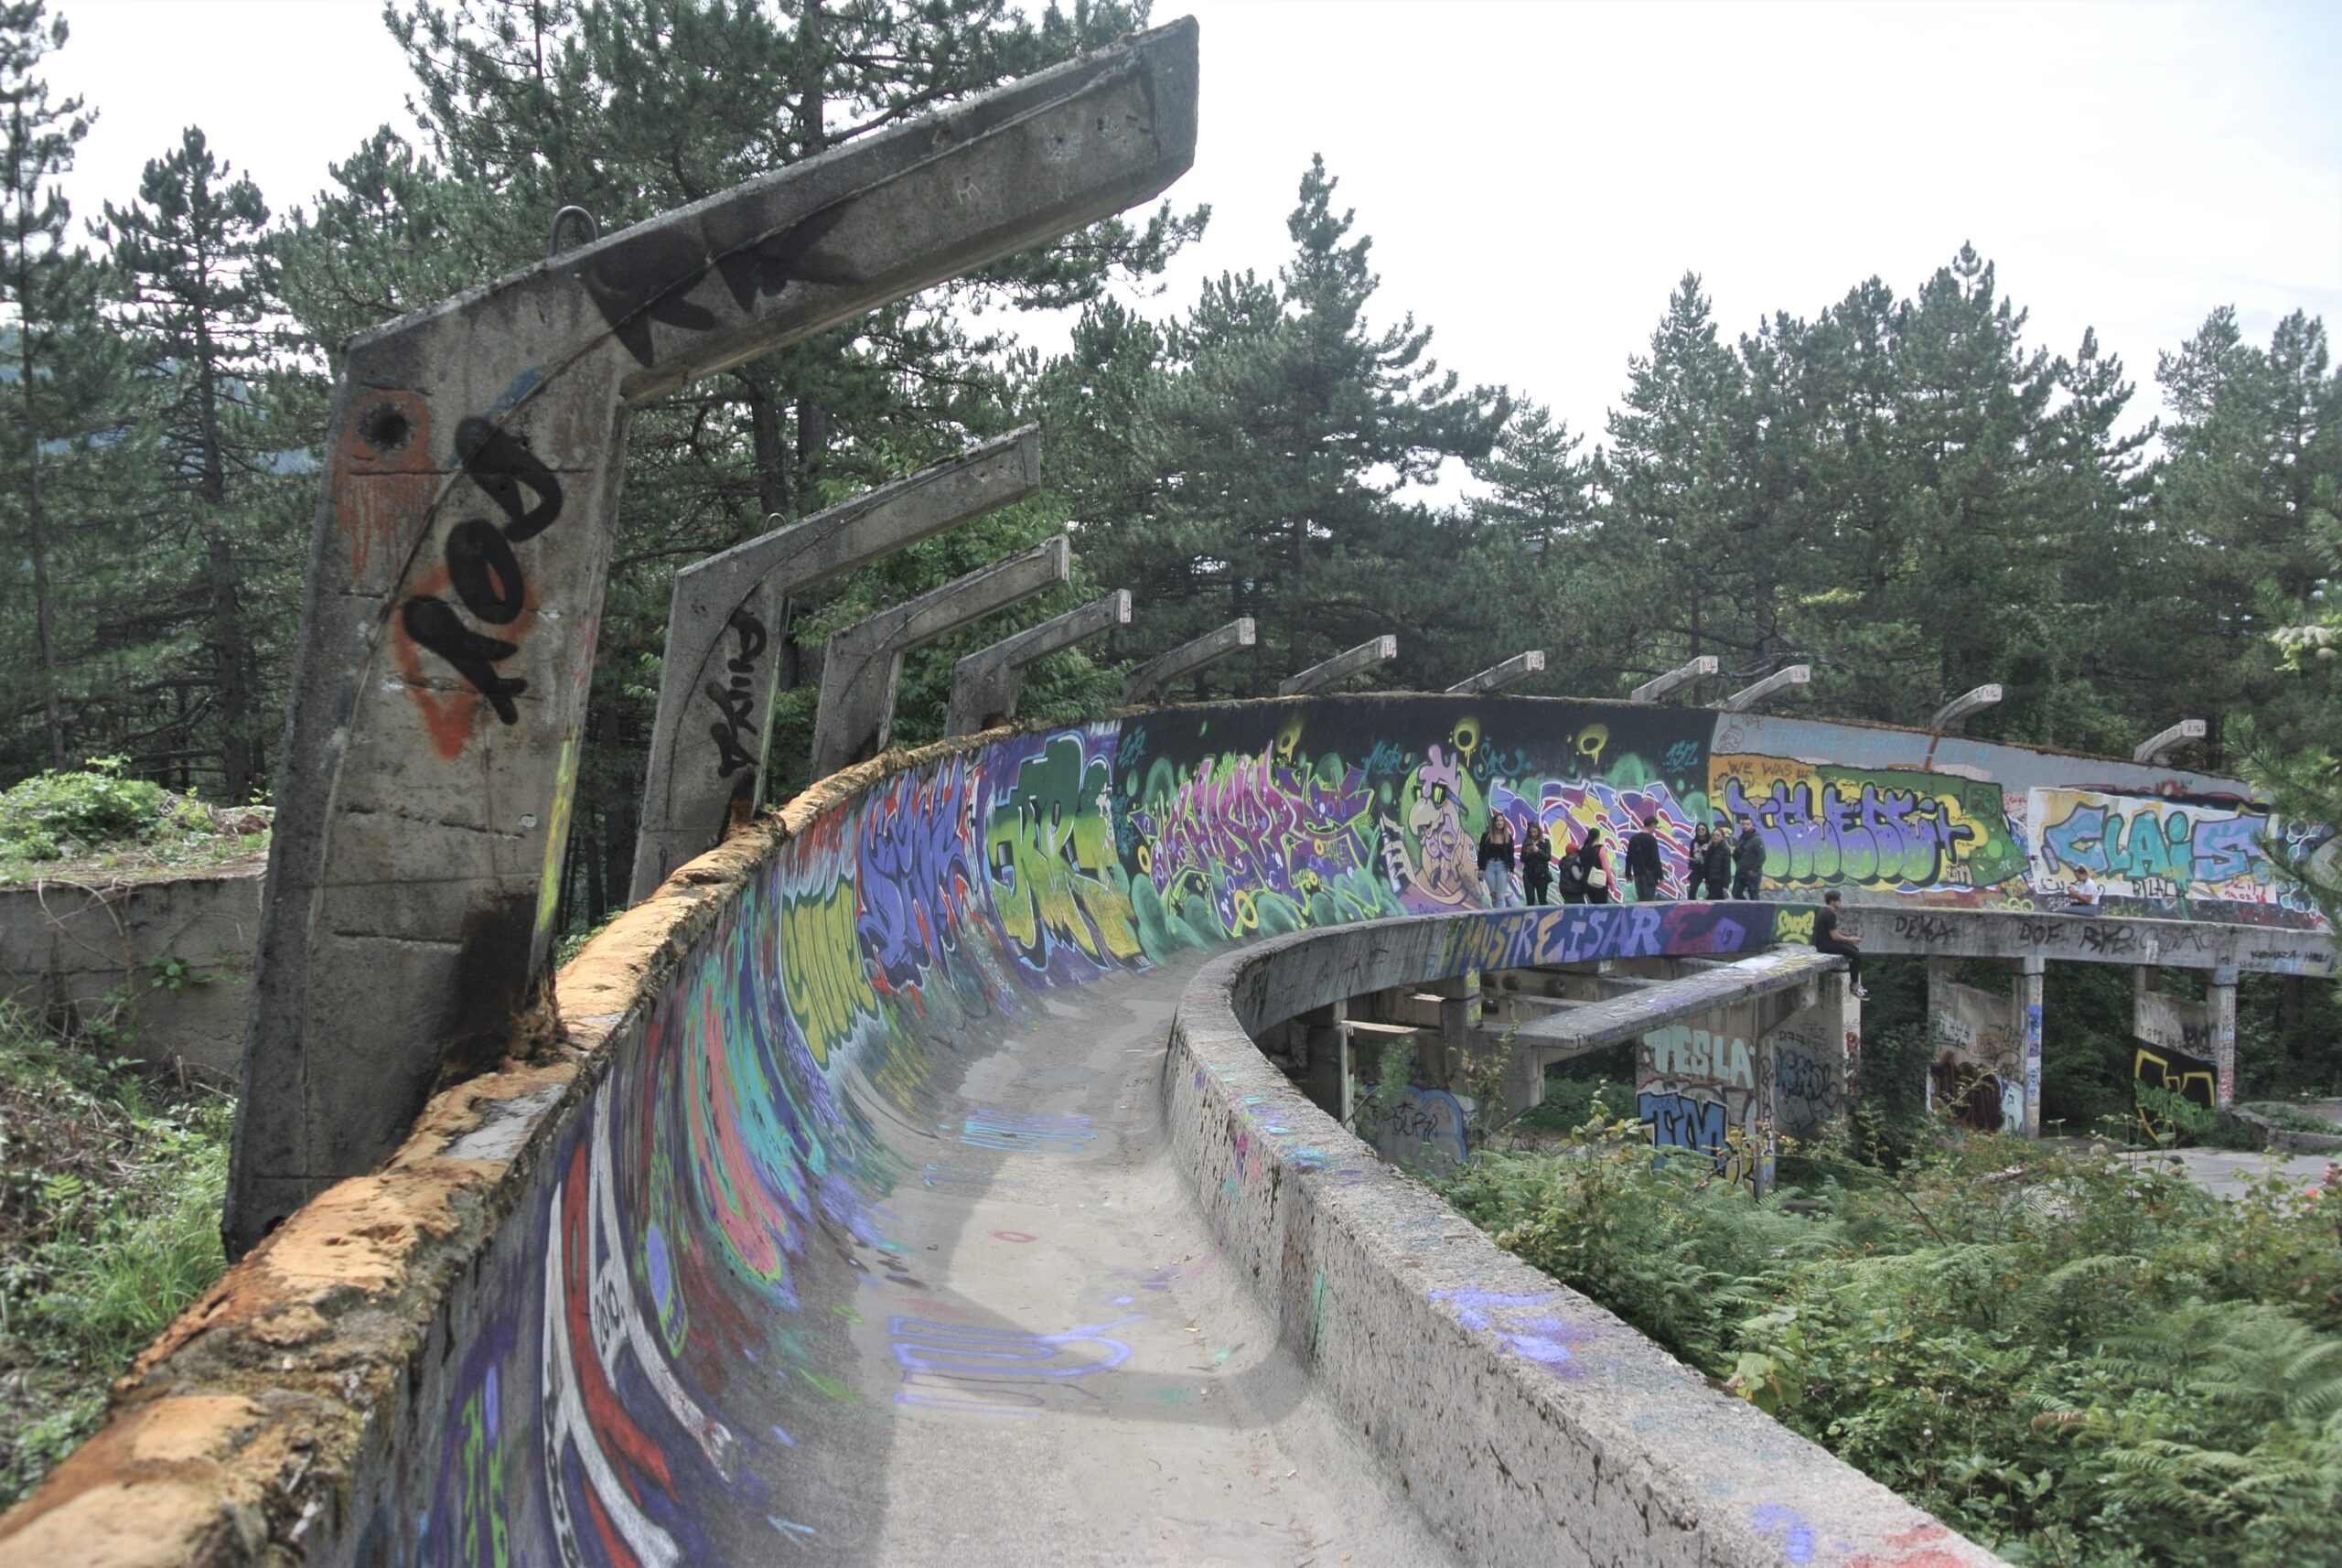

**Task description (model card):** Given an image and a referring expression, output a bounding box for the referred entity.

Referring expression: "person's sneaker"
[1852,985,1871,999]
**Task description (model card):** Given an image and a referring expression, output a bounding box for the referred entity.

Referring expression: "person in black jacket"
[1477,811,1519,908]
[1577,825,1613,904]
[1625,814,1663,902]
[1732,821,1765,900]
[1520,822,1554,906]
[1703,817,1735,898]
[1686,824,1714,897]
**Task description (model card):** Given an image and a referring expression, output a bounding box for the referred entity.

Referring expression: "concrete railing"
[1163,906,2008,1566]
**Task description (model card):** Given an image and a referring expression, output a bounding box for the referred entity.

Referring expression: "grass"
[1441,1105,2342,1568]
[0,1000,231,1509]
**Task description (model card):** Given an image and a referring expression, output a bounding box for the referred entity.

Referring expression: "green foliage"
[0,759,267,881]
[0,1001,230,1509]
[0,758,163,859]
[1450,1121,2342,1565]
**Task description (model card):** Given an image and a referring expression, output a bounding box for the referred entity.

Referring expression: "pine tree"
[0,1,140,776]
[100,127,287,798]
[1150,156,1508,689]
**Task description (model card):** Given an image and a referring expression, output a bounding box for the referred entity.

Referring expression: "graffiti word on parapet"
[2029,788,2276,905]
[1427,1289,1592,1378]
[890,1314,1138,1417]
[1720,772,1989,890]
[705,607,767,778]
[1444,903,1767,975]
[392,416,567,757]
[956,1109,1095,1154]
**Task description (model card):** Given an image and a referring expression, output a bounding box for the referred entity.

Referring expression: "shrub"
[0,758,165,862]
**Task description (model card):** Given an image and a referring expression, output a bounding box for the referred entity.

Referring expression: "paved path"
[2149,1146,2334,1200]
[833,961,1459,1567]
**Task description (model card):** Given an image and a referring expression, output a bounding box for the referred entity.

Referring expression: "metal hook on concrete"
[547,205,598,260]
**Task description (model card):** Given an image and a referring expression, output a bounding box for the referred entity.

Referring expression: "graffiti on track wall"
[1713,756,2025,896]
[2025,788,2293,911]
[1927,975,2025,1133]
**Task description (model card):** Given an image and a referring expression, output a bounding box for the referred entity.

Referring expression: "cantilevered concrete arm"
[1445,650,1545,695]
[2133,718,2208,766]
[1280,635,1397,697]
[1629,655,1716,703]
[1721,664,1810,713]
[810,537,1071,778]
[630,430,1040,903]
[1122,618,1255,705]
[228,20,1198,1251]
[945,588,1132,737]
[1931,683,2003,734]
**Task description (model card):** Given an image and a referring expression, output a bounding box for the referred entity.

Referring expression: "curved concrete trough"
[3,694,2326,1565]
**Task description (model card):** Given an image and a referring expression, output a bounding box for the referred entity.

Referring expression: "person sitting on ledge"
[1814,890,1868,999]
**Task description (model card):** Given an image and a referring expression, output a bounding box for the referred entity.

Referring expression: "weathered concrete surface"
[1277,635,1395,696]
[807,534,1069,776]
[1167,909,2007,1566]
[943,587,1131,737]
[631,427,1042,904]
[1848,905,2333,977]
[1722,663,1809,711]
[1119,616,1254,704]
[228,18,1201,1251]
[0,868,261,1079]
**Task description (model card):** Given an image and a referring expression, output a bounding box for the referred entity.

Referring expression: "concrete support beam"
[226,18,1198,1251]
[1121,618,1255,705]
[631,429,1040,903]
[1279,635,1397,697]
[1720,663,1810,713]
[1930,682,2004,735]
[1445,650,1544,695]
[2133,718,2208,766]
[1629,654,1717,703]
[808,536,1070,778]
[2209,965,2239,1108]
[2018,957,2045,1137]
[943,587,1132,737]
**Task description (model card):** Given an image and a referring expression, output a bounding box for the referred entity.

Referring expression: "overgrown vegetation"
[1445,1108,2342,1567]
[0,1001,230,1509]
[0,760,268,885]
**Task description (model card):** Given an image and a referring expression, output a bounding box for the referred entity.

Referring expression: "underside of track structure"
[2,693,2330,1567]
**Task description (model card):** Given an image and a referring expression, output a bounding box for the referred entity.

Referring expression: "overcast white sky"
[45,0,2342,473]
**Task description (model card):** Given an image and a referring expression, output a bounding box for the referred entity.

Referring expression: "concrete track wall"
[3,694,2322,1566]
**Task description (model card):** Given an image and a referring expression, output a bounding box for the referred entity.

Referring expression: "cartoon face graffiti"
[1389,745,1478,911]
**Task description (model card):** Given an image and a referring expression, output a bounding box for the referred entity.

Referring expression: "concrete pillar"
[808,537,1070,779]
[1628,654,1716,703]
[223,21,1199,1252]
[1445,650,1544,695]
[2208,965,2239,1108]
[943,588,1131,737]
[1120,618,1255,705]
[630,429,1041,903]
[2018,957,2045,1137]
[1279,635,1397,697]
[1300,1001,1351,1124]
[1720,664,1810,712]
[1926,958,2031,1135]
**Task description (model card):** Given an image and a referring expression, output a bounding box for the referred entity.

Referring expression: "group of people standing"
[1474,811,1767,908]
[1472,811,1868,997]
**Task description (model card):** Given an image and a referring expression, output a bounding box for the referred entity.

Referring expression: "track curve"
[3,694,2326,1567]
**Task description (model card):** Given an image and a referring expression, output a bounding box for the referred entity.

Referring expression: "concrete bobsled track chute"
[5,692,2330,1566]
